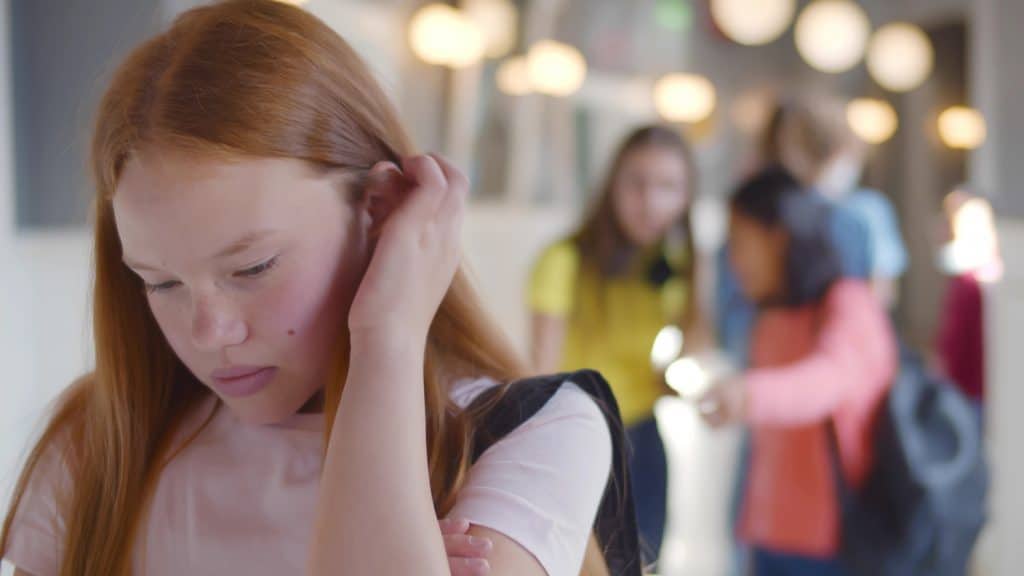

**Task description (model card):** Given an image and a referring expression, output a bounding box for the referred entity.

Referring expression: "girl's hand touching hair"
[348,154,467,350]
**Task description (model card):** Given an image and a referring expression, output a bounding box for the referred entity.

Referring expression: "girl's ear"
[359,161,409,236]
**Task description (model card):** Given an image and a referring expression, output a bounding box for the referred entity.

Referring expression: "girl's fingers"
[428,154,470,205]
[448,557,491,576]
[443,534,493,558]
[438,517,470,535]
[400,154,448,216]
[429,154,468,237]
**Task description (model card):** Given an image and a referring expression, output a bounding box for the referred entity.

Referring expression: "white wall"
[0,233,92,502]
[460,204,574,355]
[985,223,1024,576]
[973,0,1024,574]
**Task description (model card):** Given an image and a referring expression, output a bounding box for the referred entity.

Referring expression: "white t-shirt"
[4,379,612,576]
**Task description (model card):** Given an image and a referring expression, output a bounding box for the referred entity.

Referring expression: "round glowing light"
[526,40,587,97]
[953,199,998,263]
[464,0,518,58]
[794,0,870,73]
[942,196,1003,282]
[846,98,899,144]
[710,0,796,46]
[938,106,987,150]
[653,73,717,123]
[867,23,934,92]
[666,357,710,399]
[651,326,685,370]
[409,4,485,68]
[496,56,532,95]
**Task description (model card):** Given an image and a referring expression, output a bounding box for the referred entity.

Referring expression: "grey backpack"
[829,345,988,576]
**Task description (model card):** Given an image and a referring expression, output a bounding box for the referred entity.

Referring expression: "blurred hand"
[697,376,747,428]
[440,517,492,576]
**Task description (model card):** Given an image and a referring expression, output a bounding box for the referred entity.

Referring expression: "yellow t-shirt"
[528,240,688,427]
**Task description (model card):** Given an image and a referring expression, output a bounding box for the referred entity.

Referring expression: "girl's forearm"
[308,333,448,575]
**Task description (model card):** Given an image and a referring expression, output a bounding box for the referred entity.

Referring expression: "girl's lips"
[211,365,270,380]
[210,366,277,398]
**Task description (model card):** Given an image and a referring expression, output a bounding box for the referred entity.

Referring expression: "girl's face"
[114,149,369,425]
[728,210,788,304]
[611,145,691,248]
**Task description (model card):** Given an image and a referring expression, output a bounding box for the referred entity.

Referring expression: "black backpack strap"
[468,369,643,576]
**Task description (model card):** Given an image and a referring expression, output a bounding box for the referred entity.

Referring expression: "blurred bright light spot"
[711,0,795,46]
[409,4,485,68]
[954,199,995,248]
[496,56,532,95]
[526,40,587,96]
[846,98,899,144]
[274,0,309,5]
[666,357,710,399]
[691,196,729,252]
[794,0,870,73]
[867,23,934,93]
[651,326,685,370]
[464,0,518,59]
[653,73,717,123]
[942,196,1002,282]
[939,106,987,150]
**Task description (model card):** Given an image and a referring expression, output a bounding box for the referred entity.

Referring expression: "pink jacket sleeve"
[744,281,897,426]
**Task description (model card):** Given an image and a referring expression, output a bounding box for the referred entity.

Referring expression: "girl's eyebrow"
[209,229,279,261]
[123,228,279,272]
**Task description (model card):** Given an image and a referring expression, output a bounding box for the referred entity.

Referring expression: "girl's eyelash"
[234,256,278,278]
[142,256,278,294]
[144,280,181,294]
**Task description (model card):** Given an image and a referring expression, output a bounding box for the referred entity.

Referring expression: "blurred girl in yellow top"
[529,124,699,567]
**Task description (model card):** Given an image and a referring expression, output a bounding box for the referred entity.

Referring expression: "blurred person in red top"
[935,188,1002,426]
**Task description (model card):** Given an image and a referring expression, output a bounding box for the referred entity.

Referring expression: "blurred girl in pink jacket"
[700,167,897,576]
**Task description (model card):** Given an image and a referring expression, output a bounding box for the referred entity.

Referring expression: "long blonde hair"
[0,2,612,574]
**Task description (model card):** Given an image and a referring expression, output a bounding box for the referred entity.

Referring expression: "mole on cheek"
[288,329,296,336]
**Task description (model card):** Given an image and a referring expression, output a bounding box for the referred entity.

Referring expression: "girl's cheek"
[250,278,323,338]
[251,259,356,342]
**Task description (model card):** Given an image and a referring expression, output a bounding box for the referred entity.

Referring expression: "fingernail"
[469,536,492,550]
[441,517,469,530]
[468,559,490,573]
